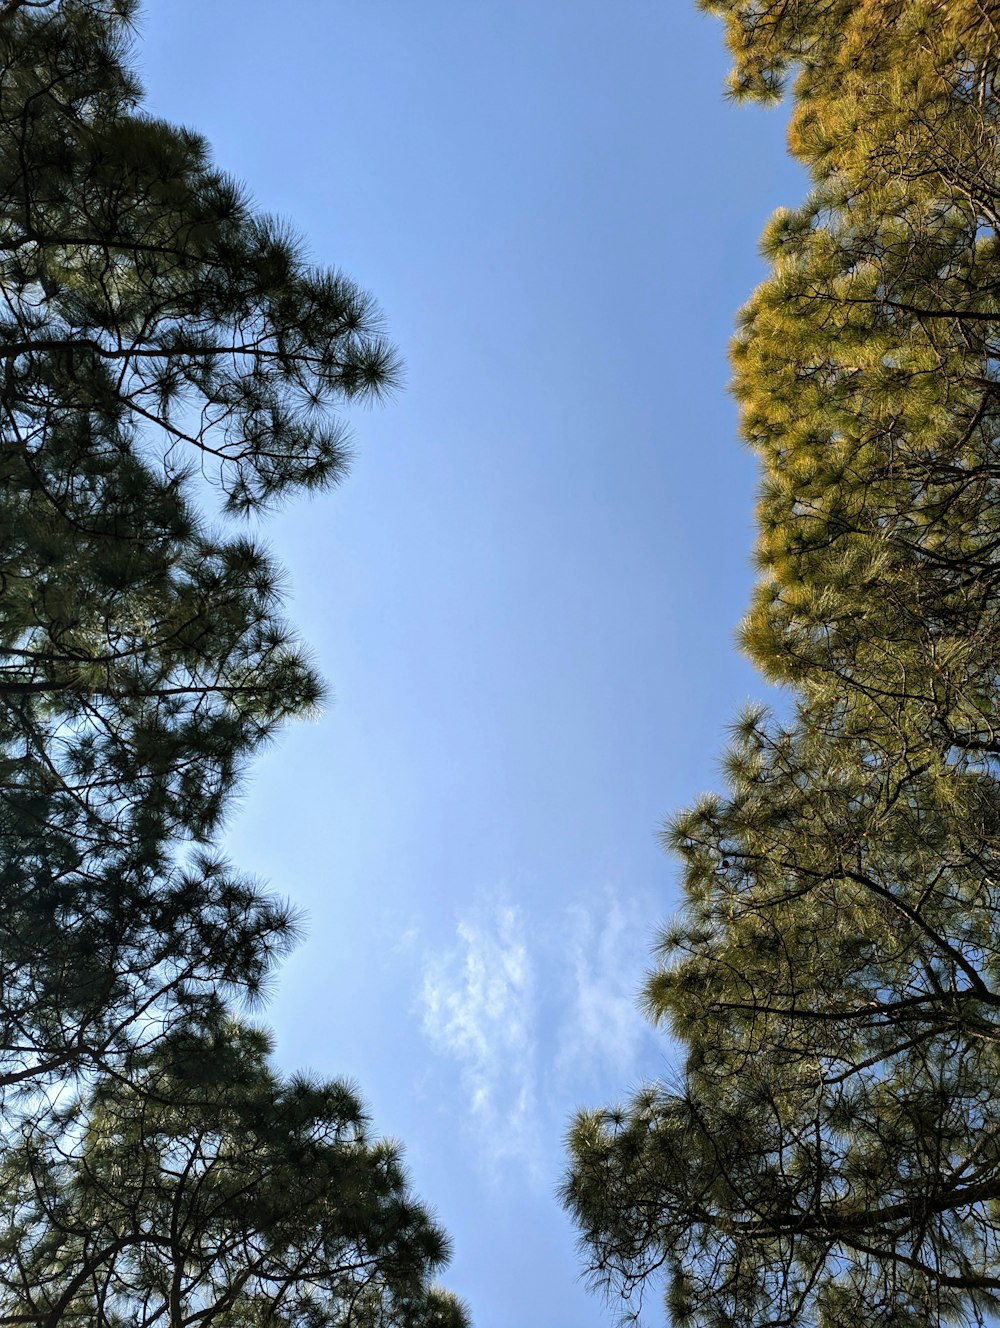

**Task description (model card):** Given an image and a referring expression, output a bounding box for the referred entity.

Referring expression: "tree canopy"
[564,3,1000,1325]
[1,1024,463,1327]
[0,2,464,1323]
[0,0,388,1091]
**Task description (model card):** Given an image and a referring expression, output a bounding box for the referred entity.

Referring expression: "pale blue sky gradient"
[138,6,802,1325]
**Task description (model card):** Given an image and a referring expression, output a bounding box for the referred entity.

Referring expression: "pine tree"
[564,3,1000,1324]
[566,708,1000,1325]
[0,0,392,1085]
[0,1021,465,1327]
[0,3,465,1322]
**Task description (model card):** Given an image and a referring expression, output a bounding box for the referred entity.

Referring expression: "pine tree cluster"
[0,2,465,1323]
[565,3,1000,1325]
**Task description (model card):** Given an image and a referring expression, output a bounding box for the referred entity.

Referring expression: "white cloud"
[418,886,659,1182]
[420,898,542,1178]
[557,888,656,1080]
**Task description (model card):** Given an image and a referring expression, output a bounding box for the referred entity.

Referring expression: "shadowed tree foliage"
[0,2,465,1324]
[0,0,394,1086]
[0,1022,465,1328]
[564,2,1000,1325]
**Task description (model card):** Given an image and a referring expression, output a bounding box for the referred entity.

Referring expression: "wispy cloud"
[418,886,659,1182]
[420,898,542,1177]
[556,888,657,1081]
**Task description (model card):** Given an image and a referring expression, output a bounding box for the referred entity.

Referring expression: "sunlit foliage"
[564,3,1000,1324]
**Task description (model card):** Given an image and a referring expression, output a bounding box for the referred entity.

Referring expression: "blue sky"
[138,5,802,1325]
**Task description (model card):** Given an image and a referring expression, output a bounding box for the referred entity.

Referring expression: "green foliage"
[0,0,394,1089]
[0,3,464,1324]
[0,1022,465,1327]
[0,424,311,1085]
[0,0,394,1086]
[564,1,1000,1324]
